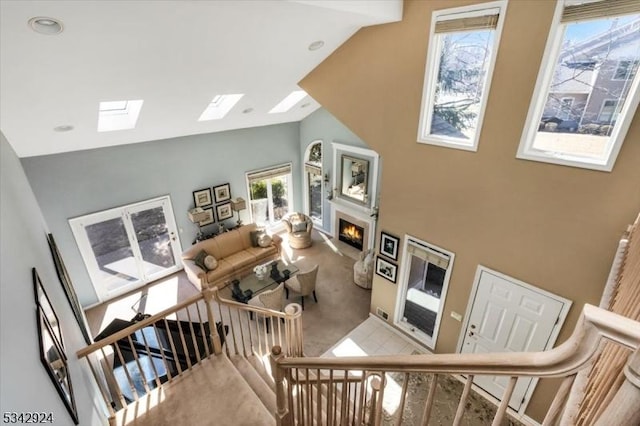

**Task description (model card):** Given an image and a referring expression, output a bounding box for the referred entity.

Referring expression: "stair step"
[231,355,277,417]
[246,354,276,391]
[111,355,274,426]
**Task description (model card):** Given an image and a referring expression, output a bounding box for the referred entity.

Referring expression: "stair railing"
[76,285,304,422]
[269,304,640,426]
[210,286,304,360]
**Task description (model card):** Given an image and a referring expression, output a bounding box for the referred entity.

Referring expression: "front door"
[460,266,571,411]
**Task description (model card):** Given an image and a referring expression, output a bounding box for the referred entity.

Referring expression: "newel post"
[202,287,222,355]
[270,345,290,426]
[284,303,303,357]
[594,348,640,426]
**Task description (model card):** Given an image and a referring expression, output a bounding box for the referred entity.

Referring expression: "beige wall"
[300,0,640,421]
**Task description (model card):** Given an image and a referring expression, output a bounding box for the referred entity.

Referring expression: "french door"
[70,196,182,302]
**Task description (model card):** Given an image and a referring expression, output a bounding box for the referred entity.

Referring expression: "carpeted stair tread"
[112,355,274,426]
[246,354,276,391]
[230,355,276,417]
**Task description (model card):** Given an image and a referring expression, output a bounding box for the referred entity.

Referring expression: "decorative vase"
[255,271,265,281]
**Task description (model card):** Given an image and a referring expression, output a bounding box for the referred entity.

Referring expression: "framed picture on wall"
[199,207,215,226]
[380,231,400,261]
[375,256,397,283]
[213,183,231,203]
[33,268,65,351]
[216,202,233,221]
[46,234,91,345]
[36,306,79,424]
[193,188,213,208]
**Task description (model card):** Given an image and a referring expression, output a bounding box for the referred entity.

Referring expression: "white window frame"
[517,0,640,172]
[417,1,508,152]
[394,235,455,350]
[245,163,294,232]
[598,98,619,122]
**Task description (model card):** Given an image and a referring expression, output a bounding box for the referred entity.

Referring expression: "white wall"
[0,133,106,425]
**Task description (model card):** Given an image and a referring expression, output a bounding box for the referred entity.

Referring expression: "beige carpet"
[86,229,372,357]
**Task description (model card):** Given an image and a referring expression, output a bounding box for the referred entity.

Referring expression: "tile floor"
[322,314,425,358]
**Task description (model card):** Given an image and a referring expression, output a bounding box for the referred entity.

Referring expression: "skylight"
[97,100,143,132]
[269,90,307,114]
[198,94,244,121]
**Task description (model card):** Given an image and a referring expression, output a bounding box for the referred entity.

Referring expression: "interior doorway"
[458,266,572,412]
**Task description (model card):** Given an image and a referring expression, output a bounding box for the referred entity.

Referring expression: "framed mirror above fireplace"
[340,155,369,205]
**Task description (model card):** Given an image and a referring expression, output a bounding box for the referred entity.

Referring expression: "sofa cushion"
[258,234,272,247]
[214,230,244,259]
[249,230,264,247]
[224,251,259,271]
[245,246,276,260]
[237,224,257,249]
[206,259,234,283]
[292,222,307,233]
[204,255,218,271]
[193,250,209,271]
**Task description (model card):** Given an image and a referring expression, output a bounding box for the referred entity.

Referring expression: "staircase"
[76,286,640,426]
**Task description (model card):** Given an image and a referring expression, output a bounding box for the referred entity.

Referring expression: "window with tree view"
[247,164,292,228]
[518,0,640,171]
[418,2,506,151]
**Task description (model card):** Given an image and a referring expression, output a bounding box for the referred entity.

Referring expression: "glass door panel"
[271,176,289,221]
[308,170,322,223]
[85,216,141,296]
[128,199,180,282]
[249,180,270,226]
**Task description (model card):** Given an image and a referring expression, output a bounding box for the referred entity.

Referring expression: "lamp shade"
[188,208,209,223]
[231,197,246,212]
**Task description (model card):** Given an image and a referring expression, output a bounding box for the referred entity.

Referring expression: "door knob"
[468,331,475,337]
[470,324,476,329]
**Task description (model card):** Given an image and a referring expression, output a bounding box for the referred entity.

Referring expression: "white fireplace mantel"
[330,193,378,252]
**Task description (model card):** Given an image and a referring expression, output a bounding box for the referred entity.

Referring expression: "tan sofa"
[181,224,282,291]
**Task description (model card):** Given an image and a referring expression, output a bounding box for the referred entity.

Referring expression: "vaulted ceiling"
[0,0,402,157]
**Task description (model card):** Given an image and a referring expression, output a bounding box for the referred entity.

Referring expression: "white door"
[70,196,182,302]
[460,267,570,412]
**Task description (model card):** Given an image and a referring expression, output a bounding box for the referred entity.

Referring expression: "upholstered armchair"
[353,249,374,289]
[248,282,285,312]
[285,264,319,310]
[282,212,313,249]
[247,283,285,331]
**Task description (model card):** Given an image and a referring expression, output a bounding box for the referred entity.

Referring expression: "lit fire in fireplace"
[342,224,362,242]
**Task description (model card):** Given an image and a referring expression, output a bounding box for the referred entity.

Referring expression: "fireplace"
[339,218,365,251]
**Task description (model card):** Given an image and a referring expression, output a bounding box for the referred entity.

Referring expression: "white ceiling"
[0,0,402,157]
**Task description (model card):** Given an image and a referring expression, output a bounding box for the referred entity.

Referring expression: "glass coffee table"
[231,260,299,302]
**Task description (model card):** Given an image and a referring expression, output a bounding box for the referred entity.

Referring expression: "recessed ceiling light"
[308,40,324,51]
[242,108,254,114]
[28,17,63,35]
[53,125,74,132]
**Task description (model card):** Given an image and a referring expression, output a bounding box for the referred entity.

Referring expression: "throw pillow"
[250,230,265,247]
[292,222,307,233]
[204,255,218,271]
[193,250,209,271]
[258,234,272,248]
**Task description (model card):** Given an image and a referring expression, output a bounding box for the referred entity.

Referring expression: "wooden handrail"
[273,305,640,376]
[270,305,640,426]
[77,292,205,358]
[208,286,289,319]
